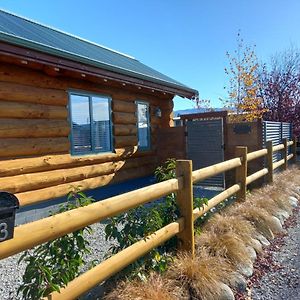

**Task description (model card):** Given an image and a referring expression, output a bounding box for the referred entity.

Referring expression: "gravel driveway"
[247,205,300,300]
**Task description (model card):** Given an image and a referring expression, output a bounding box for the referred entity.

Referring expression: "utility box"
[0,192,19,242]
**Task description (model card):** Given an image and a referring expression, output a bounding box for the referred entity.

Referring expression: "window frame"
[68,90,113,156]
[136,100,151,151]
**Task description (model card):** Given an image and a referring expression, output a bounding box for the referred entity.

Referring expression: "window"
[136,101,150,150]
[69,92,112,155]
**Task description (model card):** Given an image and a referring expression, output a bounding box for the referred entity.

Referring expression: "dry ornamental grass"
[104,167,299,300]
[166,251,234,300]
[202,214,259,250]
[103,273,183,300]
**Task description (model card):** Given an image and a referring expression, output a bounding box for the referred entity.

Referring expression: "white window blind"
[70,93,112,155]
[137,102,150,150]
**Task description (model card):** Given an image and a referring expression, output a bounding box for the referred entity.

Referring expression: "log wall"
[0,62,174,205]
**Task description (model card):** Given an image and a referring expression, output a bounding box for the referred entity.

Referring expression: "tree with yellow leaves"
[222,33,267,122]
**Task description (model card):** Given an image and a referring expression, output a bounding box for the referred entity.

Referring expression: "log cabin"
[0,10,198,223]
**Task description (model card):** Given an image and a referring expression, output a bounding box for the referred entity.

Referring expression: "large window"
[136,101,150,150]
[69,92,112,155]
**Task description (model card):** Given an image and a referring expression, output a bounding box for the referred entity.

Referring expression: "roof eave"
[0,32,198,99]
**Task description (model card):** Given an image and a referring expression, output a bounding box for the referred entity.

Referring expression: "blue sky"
[1,0,299,110]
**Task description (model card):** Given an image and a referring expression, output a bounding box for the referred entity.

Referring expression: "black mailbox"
[0,192,19,242]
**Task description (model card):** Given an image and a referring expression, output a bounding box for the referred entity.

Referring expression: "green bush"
[105,158,208,279]
[17,190,94,300]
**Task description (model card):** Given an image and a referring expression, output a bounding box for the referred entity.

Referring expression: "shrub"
[17,190,94,300]
[105,159,179,279]
[104,158,208,279]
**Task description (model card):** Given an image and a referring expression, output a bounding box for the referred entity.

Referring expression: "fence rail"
[0,137,297,300]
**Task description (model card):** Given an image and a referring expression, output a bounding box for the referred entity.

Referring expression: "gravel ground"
[243,205,300,300]
[0,221,116,300]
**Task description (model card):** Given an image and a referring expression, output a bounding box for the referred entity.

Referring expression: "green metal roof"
[0,9,197,97]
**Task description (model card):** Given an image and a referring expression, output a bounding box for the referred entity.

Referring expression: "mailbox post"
[0,192,19,242]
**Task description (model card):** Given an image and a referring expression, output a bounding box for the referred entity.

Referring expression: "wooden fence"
[0,137,297,300]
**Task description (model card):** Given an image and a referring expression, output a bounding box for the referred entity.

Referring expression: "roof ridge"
[0,8,136,60]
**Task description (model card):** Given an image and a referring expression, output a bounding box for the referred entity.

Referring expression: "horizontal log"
[112,100,136,113]
[111,163,157,184]
[0,100,67,119]
[49,218,184,299]
[0,119,69,138]
[193,184,241,221]
[114,135,137,148]
[117,156,156,170]
[246,168,268,185]
[192,158,242,184]
[273,144,284,152]
[287,154,294,161]
[0,137,69,158]
[111,94,162,105]
[0,63,134,99]
[273,159,285,170]
[0,156,156,193]
[113,112,136,124]
[114,147,157,158]
[287,140,294,146]
[0,162,116,193]
[16,164,156,206]
[15,173,110,206]
[0,177,183,259]
[115,146,138,157]
[0,63,172,105]
[0,81,67,106]
[151,116,160,125]
[0,153,117,176]
[0,150,156,177]
[247,149,268,161]
[114,124,137,136]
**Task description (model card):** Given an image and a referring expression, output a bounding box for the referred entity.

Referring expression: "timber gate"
[186,119,225,187]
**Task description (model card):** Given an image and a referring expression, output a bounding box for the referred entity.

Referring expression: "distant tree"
[222,33,266,121]
[259,47,300,136]
[193,95,213,112]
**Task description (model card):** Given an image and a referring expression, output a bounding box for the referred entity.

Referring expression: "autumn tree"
[222,33,266,121]
[258,47,300,136]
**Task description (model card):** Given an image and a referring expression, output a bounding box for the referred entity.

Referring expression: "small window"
[69,92,112,155]
[136,101,150,150]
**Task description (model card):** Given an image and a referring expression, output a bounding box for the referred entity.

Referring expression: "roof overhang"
[0,35,198,99]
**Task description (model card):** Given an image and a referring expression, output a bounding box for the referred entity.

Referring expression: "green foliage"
[154,158,176,181]
[105,159,178,279]
[17,189,94,300]
[105,158,209,279]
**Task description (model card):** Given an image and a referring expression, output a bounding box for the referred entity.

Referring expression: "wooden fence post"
[266,141,273,183]
[283,138,288,170]
[235,146,247,201]
[292,136,297,164]
[175,160,194,257]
